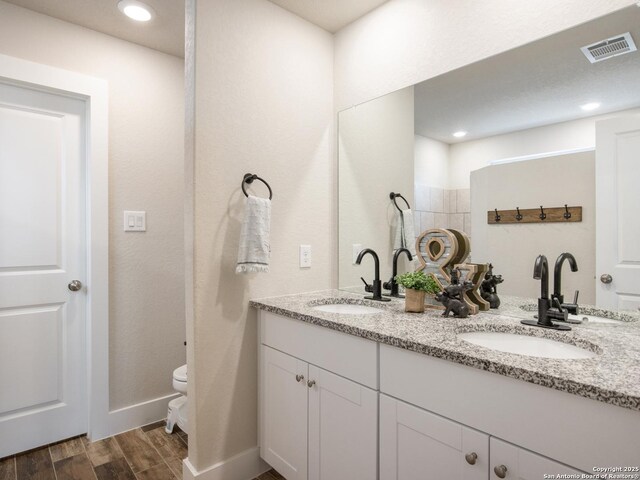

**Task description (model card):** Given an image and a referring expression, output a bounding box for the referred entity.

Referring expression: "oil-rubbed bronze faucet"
[552,253,579,315]
[521,254,571,331]
[383,248,413,298]
[356,248,390,302]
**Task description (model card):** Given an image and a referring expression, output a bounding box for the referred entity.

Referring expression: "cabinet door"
[490,437,584,479]
[380,394,489,480]
[308,365,377,480]
[261,346,308,480]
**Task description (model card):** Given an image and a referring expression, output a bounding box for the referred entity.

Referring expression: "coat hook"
[563,204,572,220]
[494,209,501,222]
[539,205,547,220]
[515,207,523,221]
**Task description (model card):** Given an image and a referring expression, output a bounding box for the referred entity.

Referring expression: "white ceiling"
[3,0,389,57]
[268,0,389,32]
[414,6,640,144]
[3,0,185,57]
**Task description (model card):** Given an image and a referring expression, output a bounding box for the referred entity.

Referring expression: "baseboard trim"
[97,392,180,440]
[183,447,270,480]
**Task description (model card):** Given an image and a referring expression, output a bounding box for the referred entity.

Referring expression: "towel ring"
[242,173,272,200]
[390,192,411,212]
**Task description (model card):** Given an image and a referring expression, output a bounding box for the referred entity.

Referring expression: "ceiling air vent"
[581,32,637,63]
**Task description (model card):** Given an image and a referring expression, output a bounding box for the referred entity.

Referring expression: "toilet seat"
[173,365,187,383]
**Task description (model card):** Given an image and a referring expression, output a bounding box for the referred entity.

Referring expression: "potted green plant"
[394,271,441,313]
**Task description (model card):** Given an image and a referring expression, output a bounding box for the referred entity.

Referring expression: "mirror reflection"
[338,6,640,315]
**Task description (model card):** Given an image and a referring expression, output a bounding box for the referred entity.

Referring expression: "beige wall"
[334,0,634,111]
[0,1,185,410]
[471,152,595,303]
[415,135,449,190]
[189,0,334,470]
[338,86,415,289]
[185,0,637,472]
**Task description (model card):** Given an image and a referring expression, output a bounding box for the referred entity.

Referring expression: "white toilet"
[166,364,188,434]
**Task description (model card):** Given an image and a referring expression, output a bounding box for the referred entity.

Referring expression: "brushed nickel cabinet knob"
[494,464,508,478]
[465,452,478,465]
[295,374,304,383]
[307,379,316,388]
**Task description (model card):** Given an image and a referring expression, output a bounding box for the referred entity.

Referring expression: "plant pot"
[405,288,426,313]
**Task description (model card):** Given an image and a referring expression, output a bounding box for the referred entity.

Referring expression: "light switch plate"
[124,211,146,232]
[299,245,311,268]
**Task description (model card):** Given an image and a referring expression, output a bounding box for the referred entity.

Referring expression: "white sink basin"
[312,304,383,315]
[458,332,596,359]
[568,314,622,324]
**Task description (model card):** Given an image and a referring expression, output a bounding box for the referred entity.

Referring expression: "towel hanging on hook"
[390,192,415,256]
[237,173,272,274]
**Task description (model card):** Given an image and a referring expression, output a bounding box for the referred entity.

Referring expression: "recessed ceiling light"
[580,102,601,111]
[118,0,155,22]
[453,131,467,138]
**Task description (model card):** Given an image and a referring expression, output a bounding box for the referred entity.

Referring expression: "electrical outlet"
[299,245,311,268]
[124,211,146,232]
[353,244,362,264]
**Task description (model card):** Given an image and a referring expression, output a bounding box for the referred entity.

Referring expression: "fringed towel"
[393,208,416,256]
[236,195,271,274]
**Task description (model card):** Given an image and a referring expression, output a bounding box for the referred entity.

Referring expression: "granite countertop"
[250,290,640,412]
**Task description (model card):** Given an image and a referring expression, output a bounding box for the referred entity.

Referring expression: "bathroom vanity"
[252,291,640,480]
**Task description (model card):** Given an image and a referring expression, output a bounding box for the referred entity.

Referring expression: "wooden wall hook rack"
[487,205,582,224]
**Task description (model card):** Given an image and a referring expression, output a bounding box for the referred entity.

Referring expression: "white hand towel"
[236,195,271,274]
[393,208,416,256]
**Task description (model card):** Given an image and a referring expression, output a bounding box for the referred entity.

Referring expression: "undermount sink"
[312,303,383,315]
[458,331,597,359]
[568,314,626,324]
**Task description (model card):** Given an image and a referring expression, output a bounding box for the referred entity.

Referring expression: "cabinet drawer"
[260,311,378,389]
[490,437,585,480]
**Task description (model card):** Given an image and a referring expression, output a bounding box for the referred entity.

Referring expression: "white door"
[490,437,584,479]
[308,365,377,480]
[0,81,87,457]
[596,115,640,310]
[379,394,488,480]
[260,346,308,480]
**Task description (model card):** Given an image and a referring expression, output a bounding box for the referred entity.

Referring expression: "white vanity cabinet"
[380,394,489,480]
[379,343,640,475]
[307,364,377,480]
[259,312,378,480]
[258,310,640,479]
[260,346,309,480]
[379,394,586,480]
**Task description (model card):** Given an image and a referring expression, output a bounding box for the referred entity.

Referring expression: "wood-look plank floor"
[0,422,284,479]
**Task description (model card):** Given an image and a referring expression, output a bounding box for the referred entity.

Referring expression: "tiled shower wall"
[413,185,471,240]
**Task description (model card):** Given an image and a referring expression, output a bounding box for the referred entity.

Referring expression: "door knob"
[600,274,613,284]
[68,280,83,292]
[494,464,508,478]
[465,452,478,465]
